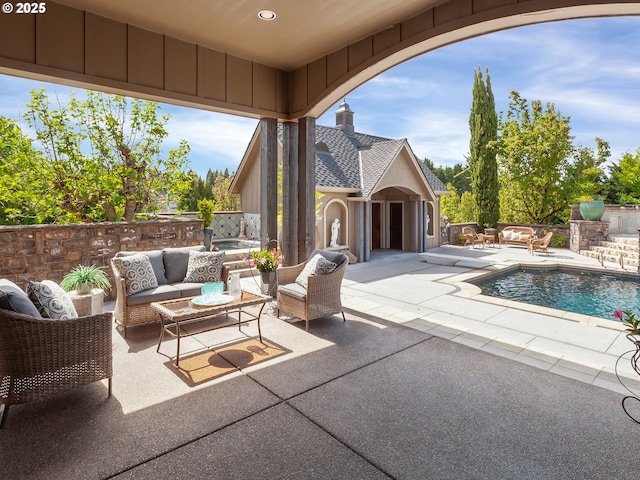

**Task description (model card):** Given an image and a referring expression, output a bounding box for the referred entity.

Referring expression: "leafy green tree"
[0,117,52,224]
[178,171,208,211]
[211,173,240,211]
[600,162,629,204]
[440,183,475,223]
[572,139,609,200]
[610,149,640,204]
[23,89,191,223]
[497,91,608,224]
[440,182,461,222]
[469,67,499,228]
[458,191,476,223]
[424,158,471,193]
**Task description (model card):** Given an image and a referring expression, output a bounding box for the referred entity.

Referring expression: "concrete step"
[608,236,639,246]
[591,245,639,257]
[580,249,639,266]
[598,241,639,252]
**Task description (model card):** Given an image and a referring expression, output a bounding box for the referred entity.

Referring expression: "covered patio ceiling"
[54,0,443,71]
[2,1,638,120]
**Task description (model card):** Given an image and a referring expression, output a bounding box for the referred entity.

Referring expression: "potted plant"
[250,248,282,297]
[60,264,111,295]
[578,195,605,221]
[198,198,216,250]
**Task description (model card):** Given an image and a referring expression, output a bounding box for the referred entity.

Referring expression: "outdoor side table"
[68,288,104,316]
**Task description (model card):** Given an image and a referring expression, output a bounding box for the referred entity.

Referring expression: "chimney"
[335,100,354,135]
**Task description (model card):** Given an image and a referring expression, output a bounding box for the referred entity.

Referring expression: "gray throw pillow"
[112,253,159,296]
[0,279,42,317]
[26,280,78,319]
[163,245,206,284]
[183,251,225,283]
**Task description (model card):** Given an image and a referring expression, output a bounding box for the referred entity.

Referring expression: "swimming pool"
[472,266,640,321]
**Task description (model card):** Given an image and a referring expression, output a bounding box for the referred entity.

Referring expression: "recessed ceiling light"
[258,10,276,21]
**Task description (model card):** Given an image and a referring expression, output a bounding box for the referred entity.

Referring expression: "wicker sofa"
[276,249,348,331]
[0,279,112,427]
[498,226,536,246]
[110,245,228,337]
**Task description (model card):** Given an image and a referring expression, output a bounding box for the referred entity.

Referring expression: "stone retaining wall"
[0,218,203,298]
[569,220,609,253]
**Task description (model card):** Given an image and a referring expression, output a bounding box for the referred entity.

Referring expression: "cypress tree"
[469,67,499,228]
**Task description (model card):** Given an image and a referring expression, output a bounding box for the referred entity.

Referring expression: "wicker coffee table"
[152,290,271,366]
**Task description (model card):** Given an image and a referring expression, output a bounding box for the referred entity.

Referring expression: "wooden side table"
[68,289,105,316]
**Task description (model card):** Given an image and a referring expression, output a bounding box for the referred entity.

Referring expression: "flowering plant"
[613,309,640,336]
[249,248,282,273]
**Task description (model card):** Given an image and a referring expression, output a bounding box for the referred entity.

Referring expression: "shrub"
[550,233,567,248]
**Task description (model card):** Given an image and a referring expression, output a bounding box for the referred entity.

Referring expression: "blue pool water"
[473,267,640,321]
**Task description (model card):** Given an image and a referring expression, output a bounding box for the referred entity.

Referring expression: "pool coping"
[441,261,630,333]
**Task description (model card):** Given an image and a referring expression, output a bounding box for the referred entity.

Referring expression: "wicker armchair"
[462,226,485,249]
[0,309,113,427]
[276,250,348,331]
[528,231,553,255]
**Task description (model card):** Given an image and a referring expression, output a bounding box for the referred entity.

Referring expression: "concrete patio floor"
[342,245,640,395]
[2,245,640,479]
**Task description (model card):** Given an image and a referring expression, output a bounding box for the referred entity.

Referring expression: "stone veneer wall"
[569,220,608,253]
[0,218,203,299]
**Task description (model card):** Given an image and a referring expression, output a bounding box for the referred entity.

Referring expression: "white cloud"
[163,108,257,175]
[2,16,640,178]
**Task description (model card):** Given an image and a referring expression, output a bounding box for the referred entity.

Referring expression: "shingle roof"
[277,123,448,196]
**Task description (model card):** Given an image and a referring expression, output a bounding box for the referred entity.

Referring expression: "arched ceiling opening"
[0,1,638,121]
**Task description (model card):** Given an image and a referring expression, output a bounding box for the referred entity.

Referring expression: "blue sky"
[1,16,639,178]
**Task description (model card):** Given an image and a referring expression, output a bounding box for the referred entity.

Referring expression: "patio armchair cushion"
[0,279,41,318]
[183,250,225,282]
[111,253,159,296]
[26,280,78,319]
[278,283,307,301]
[125,284,181,306]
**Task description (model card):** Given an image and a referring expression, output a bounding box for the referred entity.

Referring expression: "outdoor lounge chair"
[276,249,348,331]
[0,308,113,427]
[528,231,553,255]
[462,226,485,249]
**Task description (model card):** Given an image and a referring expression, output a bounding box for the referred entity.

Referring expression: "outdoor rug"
[169,337,289,386]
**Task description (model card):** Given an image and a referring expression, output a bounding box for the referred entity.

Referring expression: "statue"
[329,218,340,247]
[239,217,246,238]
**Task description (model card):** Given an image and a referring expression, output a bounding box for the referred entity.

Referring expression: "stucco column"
[298,117,316,262]
[356,202,365,263]
[259,118,278,248]
[418,201,425,252]
[281,122,299,266]
[364,201,371,262]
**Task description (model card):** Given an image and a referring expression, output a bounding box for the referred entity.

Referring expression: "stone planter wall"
[569,220,609,253]
[0,218,203,299]
[570,204,640,235]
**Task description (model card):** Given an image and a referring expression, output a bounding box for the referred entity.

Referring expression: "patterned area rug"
[169,338,289,386]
